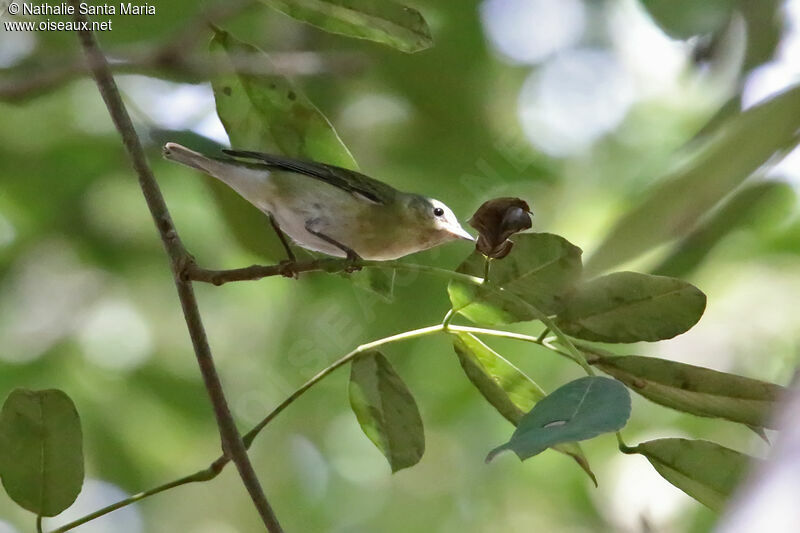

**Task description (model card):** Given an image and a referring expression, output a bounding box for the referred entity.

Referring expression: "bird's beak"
[448,224,474,242]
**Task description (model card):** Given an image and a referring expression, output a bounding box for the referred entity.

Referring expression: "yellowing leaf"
[634,438,752,512]
[593,354,785,428]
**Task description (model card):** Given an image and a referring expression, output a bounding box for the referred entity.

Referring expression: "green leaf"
[555,272,706,343]
[349,267,396,301]
[208,29,357,261]
[448,233,583,325]
[640,0,736,38]
[586,85,800,275]
[258,0,433,53]
[453,333,596,484]
[737,0,784,70]
[653,181,796,278]
[0,389,84,516]
[453,332,544,423]
[349,351,424,472]
[211,29,358,167]
[642,0,782,70]
[633,438,752,512]
[593,354,785,428]
[487,376,631,462]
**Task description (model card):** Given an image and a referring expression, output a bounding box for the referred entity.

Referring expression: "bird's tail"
[163,142,272,209]
[163,142,222,174]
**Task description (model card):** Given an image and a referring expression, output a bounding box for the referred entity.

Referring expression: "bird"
[162,143,474,262]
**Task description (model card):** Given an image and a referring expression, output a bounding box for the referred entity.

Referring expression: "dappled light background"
[2,0,800,532]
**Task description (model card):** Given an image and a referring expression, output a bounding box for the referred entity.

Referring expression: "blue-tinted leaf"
[453,333,596,484]
[487,377,631,462]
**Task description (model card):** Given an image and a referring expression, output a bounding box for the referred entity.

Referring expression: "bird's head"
[405,196,474,246]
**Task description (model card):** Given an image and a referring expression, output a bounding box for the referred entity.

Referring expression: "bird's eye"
[433,207,445,217]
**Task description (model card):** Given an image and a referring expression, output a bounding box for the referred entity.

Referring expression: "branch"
[186,259,487,285]
[69,5,283,532]
[186,258,349,284]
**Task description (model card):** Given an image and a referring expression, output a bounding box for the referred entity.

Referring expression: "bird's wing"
[222,149,395,205]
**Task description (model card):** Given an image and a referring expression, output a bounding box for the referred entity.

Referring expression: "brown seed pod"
[468,197,532,259]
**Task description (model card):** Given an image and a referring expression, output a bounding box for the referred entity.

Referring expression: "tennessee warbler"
[163,143,473,261]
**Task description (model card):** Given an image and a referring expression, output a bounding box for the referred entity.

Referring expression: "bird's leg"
[305,222,362,273]
[268,213,298,278]
[269,214,296,262]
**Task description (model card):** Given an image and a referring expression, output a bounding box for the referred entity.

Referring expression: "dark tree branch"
[69,4,283,532]
[185,258,491,286]
[185,258,350,284]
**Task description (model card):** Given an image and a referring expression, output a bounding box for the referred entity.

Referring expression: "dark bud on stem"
[468,197,532,259]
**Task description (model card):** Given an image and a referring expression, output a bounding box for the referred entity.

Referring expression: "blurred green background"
[2,0,800,531]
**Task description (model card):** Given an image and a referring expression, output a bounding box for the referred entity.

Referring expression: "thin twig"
[441,308,457,329]
[48,468,220,533]
[187,259,486,286]
[189,259,593,374]
[69,4,283,532]
[244,325,445,446]
[186,258,348,284]
[49,319,577,531]
[241,323,578,449]
[536,328,550,343]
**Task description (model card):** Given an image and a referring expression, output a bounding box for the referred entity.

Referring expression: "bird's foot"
[344,252,362,273]
[278,259,299,279]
